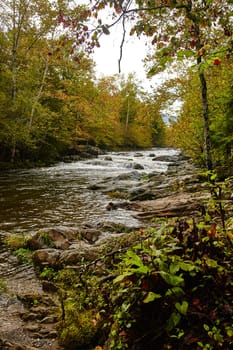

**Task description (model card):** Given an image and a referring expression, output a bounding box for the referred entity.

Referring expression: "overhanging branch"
[118,15,126,73]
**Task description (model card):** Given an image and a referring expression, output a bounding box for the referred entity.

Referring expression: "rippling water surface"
[0,148,178,232]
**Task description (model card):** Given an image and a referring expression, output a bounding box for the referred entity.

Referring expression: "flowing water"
[0,148,179,233]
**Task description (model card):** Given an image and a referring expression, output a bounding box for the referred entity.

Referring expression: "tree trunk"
[199,70,213,170]
[186,2,213,171]
[29,59,49,129]
[125,97,130,131]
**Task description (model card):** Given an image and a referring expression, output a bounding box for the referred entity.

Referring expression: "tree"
[0,0,97,163]
[166,58,233,168]
[71,0,233,169]
[0,0,60,161]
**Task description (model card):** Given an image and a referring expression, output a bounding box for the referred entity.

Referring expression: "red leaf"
[141,278,150,291]
[213,58,221,65]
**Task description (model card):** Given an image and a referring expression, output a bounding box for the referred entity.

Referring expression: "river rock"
[33,249,61,268]
[27,227,78,250]
[77,228,102,244]
[125,162,144,170]
[59,247,97,266]
[115,171,142,181]
[104,156,113,161]
[132,192,208,220]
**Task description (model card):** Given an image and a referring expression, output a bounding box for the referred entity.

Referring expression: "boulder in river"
[33,248,61,268]
[27,227,78,250]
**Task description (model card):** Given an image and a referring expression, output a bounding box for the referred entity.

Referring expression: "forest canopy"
[0,0,232,171]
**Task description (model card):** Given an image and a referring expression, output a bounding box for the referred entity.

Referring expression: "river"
[0,148,179,233]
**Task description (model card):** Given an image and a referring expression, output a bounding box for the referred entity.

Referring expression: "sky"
[76,0,173,92]
[85,2,182,115]
[92,29,182,117]
[90,9,169,92]
[92,29,168,92]
[93,25,148,80]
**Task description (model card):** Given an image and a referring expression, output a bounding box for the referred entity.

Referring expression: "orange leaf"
[208,223,217,237]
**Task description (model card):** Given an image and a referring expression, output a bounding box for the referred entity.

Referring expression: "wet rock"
[152,155,176,162]
[129,191,157,201]
[132,192,207,220]
[152,153,190,163]
[125,162,144,170]
[78,228,102,244]
[59,247,98,266]
[133,163,144,170]
[104,156,113,161]
[134,152,144,157]
[33,249,61,268]
[23,324,41,332]
[40,316,58,324]
[41,281,58,293]
[62,155,82,163]
[115,171,142,181]
[67,145,101,159]
[27,227,78,250]
[106,202,133,211]
[97,221,136,233]
[21,312,40,322]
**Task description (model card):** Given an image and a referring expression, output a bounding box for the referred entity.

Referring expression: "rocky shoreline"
[1,152,232,349]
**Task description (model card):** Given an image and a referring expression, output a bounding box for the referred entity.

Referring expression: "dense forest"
[0,0,232,170]
[0,0,165,167]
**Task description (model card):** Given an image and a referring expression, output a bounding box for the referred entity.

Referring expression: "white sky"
[91,10,169,91]
[76,0,171,91]
[93,30,168,91]
[93,27,147,77]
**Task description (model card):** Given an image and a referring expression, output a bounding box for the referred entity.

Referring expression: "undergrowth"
[54,215,232,350]
[53,170,233,350]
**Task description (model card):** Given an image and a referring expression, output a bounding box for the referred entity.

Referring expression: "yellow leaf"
[227,232,233,240]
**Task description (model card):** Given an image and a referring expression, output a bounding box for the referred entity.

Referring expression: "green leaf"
[125,250,150,274]
[179,261,197,272]
[102,25,110,35]
[160,272,184,286]
[169,262,180,274]
[126,250,143,266]
[226,327,233,337]
[143,292,161,303]
[166,287,185,297]
[130,266,150,274]
[113,272,133,284]
[175,301,189,315]
[204,258,219,268]
[166,312,181,332]
[177,50,194,59]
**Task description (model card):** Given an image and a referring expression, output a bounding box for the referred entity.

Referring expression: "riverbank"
[0,150,232,349]
[0,145,103,171]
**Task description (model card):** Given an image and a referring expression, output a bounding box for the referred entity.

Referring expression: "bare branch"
[118,14,126,73]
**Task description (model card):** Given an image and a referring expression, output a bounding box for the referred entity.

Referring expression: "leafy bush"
[56,216,232,349]
[34,175,231,349]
